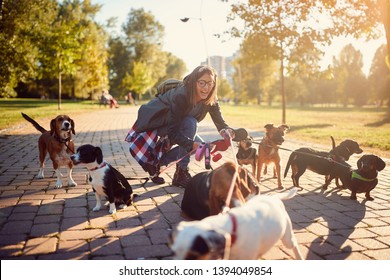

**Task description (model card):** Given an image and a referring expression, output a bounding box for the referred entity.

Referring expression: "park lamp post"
[180,17,211,67]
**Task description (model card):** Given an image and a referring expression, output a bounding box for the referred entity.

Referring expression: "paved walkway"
[0,106,389,260]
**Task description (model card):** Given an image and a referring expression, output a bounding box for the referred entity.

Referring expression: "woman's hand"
[192,141,201,151]
[219,128,235,140]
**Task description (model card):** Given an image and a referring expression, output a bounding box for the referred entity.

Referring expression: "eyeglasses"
[197,80,215,88]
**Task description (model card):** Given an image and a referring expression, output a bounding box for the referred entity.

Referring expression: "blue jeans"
[158,117,204,169]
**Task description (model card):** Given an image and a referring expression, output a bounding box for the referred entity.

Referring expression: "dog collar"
[228,213,238,245]
[89,162,107,171]
[351,171,375,182]
[54,135,71,143]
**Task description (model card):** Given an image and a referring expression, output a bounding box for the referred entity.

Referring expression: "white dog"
[169,188,303,260]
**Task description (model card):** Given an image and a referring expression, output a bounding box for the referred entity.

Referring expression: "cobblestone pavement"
[0,106,389,260]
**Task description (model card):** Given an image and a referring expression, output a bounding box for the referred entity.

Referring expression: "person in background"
[125,65,235,188]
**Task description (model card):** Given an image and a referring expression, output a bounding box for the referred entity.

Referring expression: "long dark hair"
[183,65,218,106]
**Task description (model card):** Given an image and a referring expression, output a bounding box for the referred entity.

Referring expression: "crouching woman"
[125,65,234,188]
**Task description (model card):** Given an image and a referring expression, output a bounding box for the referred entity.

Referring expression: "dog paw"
[54,183,63,189]
[349,196,357,200]
[68,180,77,187]
[109,208,117,214]
[92,206,101,212]
[118,204,127,209]
[278,185,284,190]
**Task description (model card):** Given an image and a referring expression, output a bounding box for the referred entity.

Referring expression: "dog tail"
[330,136,336,150]
[21,113,47,133]
[273,187,298,201]
[283,152,294,178]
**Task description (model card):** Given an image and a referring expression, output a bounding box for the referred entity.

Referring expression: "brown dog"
[236,136,257,176]
[257,124,289,189]
[181,161,259,220]
[22,113,76,189]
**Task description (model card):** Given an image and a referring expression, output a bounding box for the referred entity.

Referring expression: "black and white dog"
[71,144,137,214]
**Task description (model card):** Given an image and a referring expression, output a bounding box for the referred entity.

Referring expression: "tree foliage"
[369,44,390,105]
[109,8,186,98]
[225,0,388,120]
[0,0,108,99]
[233,33,279,105]
[332,44,367,107]
[228,0,335,122]
[0,0,57,97]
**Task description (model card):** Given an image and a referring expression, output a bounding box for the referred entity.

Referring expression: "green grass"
[1,99,389,157]
[218,104,390,157]
[0,98,102,130]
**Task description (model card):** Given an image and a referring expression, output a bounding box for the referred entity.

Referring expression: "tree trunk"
[280,48,286,124]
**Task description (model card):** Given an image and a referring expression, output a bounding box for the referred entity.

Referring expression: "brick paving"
[0,106,389,260]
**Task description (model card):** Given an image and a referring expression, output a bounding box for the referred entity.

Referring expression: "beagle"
[22,113,76,189]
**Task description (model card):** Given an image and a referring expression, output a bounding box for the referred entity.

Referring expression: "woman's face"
[195,73,215,102]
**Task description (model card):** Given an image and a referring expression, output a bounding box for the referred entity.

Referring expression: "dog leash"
[125,148,196,186]
[252,139,352,169]
[57,137,75,154]
[222,135,241,214]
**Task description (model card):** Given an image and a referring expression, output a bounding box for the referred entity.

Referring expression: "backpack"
[155,78,183,97]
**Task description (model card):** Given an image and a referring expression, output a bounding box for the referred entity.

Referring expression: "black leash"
[252,139,352,169]
[64,141,75,154]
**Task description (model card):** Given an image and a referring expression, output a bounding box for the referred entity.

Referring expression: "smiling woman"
[125,65,236,188]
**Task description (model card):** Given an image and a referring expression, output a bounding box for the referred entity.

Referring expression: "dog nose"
[64,122,70,128]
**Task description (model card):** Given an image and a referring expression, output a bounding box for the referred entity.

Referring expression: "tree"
[39,0,108,104]
[224,0,389,112]
[161,53,187,81]
[233,33,278,105]
[332,44,367,106]
[369,44,390,105]
[123,61,153,96]
[0,0,57,97]
[227,0,333,123]
[0,0,108,101]
[217,78,234,101]
[109,8,169,97]
[108,37,131,97]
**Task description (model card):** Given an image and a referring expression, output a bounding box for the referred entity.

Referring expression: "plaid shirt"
[125,124,166,167]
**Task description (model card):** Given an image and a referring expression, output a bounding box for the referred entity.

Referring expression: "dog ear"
[94,147,103,164]
[264,124,274,131]
[50,119,56,135]
[279,124,289,132]
[190,235,210,256]
[357,155,365,169]
[70,118,76,135]
[376,156,386,171]
[237,169,251,198]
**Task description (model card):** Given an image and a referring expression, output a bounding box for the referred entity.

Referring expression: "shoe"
[151,175,165,184]
[143,163,165,185]
[172,164,192,188]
